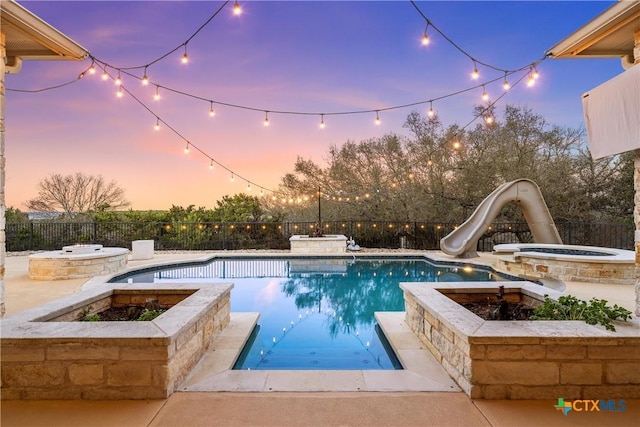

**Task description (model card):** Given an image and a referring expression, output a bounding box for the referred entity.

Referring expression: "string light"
[209,101,216,117]
[233,1,242,15]
[319,114,326,129]
[154,86,160,101]
[184,143,190,153]
[88,61,96,75]
[471,61,479,80]
[181,45,189,64]
[452,140,462,150]
[142,67,149,86]
[484,115,494,125]
[209,160,214,170]
[116,86,124,98]
[375,111,381,125]
[154,117,160,131]
[421,24,430,45]
[527,73,536,87]
[532,67,540,80]
[246,182,252,191]
[502,72,510,91]
[230,173,235,182]
[427,158,433,166]
[101,68,108,81]
[263,111,270,126]
[427,101,435,118]
[115,71,122,86]
[482,85,489,102]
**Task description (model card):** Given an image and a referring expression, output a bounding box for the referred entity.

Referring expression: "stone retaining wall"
[0,283,232,400]
[401,282,640,400]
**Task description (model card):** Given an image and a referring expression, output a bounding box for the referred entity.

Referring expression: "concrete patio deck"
[1,251,638,427]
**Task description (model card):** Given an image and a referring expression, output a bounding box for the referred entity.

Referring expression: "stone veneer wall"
[289,235,347,254]
[1,284,231,400]
[494,256,634,285]
[402,282,640,400]
[28,249,129,280]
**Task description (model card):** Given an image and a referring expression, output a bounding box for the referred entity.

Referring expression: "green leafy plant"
[531,294,632,331]
[85,314,101,322]
[136,308,165,322]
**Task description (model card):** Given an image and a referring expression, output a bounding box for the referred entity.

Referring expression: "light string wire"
[6,0,546,200]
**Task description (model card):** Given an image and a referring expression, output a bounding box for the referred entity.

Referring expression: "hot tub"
[493,243,635,285]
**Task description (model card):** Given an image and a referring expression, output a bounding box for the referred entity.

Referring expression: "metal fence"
[5,220,634,252]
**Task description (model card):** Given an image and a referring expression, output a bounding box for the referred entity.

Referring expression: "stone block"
[545,345,587,360]
[605,362,640,384]
[120,346,168,361]
[107,364,152,386]
[473,361,559,385]
[560,363,602,385]
[588,345,640,360]
[2,363,65,387]
[1,345,45,362]
[68,364,104,385]
[485,344,545,360]
[47,344,119,361]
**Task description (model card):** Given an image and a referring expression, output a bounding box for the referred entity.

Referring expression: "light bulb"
[527,74,535,87]
[421,33,430,46]
[209,160,214,170]
[485,115,494,125]
[471,67,479,80]
[154,119,160,131]
[427,158,433,166]
[502,73,510,91]
[427,102,435,118]
[154,86,160,101]
[209,102,216,117]
[247,183,252,191]
[184,143,190,154]
[115,74,122,86]
[181,52,189,64]
[88,63,96,74]
[142,67,149,85]
[532,68,540,80]
[116,86,123,98]
[453,141,462,150]
[319,115,326,129]
[375,112,381,125]
[482,86,489,102]
[233,1,242,15]
[263,112,270,127]
[230,174,235,182]
[101,70,108,81]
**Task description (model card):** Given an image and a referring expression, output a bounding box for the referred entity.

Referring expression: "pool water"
[111,257,504,370]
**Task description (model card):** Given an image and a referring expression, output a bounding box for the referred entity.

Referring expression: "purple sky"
[5,1,622,210]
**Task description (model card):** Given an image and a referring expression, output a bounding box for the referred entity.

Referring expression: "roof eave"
[1,0,89,61]
[546,1,640,59]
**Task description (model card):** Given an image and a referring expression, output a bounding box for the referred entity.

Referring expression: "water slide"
[440,179,562,258]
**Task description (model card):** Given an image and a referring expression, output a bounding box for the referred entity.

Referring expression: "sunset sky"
[5,0,622,211]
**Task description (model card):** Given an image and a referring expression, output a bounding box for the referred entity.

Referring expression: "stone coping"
[289,234,348,241]
[493,243,634,263]
[29,247,130,260]
[400,281,639,339]
[1,282,233,340]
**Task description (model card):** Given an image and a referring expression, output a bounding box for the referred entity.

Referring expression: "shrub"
[531,294,632,331]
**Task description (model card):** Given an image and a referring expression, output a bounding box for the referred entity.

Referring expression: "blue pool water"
[110,256,508,370]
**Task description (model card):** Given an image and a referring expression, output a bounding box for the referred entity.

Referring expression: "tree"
[274,106,633,224]
[212,194,264,222]
[26,173,129,218]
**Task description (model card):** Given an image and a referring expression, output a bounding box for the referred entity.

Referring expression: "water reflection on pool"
[111,257,508,370]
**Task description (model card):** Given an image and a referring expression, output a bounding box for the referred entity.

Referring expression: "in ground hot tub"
[29,245,130,280]
[493,243,635,285]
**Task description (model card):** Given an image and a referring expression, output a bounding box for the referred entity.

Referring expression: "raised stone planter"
[29,247,129,280]
[401,281,640,400]
[289,234,347,254]
[0,282,232,400]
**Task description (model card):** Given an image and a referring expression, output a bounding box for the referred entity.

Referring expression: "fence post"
[222,223,227,250]
[29,221,34,250]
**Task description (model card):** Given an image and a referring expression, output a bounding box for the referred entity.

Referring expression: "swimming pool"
[110,256,508,370]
